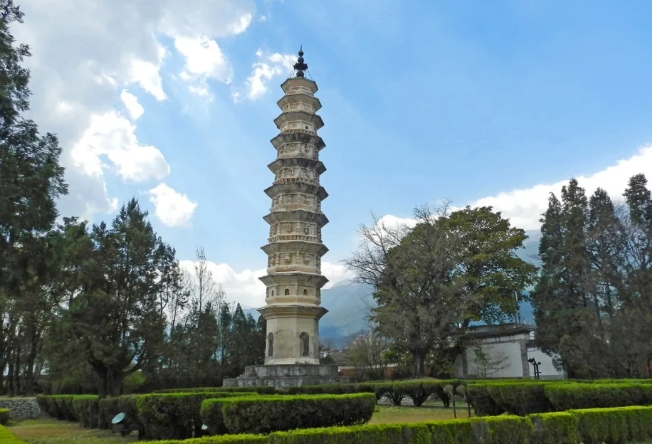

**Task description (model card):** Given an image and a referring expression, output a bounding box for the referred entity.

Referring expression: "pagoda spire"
[293,45,308,78]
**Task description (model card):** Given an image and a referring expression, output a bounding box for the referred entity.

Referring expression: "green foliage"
[156,387,274,395]
[0,409,9,426]
[545,382,652,411]
[220,393,377,434]
[569,406,652,444]
[466,384,505,416]
[529,412,579,444]
[137,392,258,440]
[97,395,141,435]
[533,176,652,379]
[348,205,536,378]
[71,395,100,428]
[0,425,26,443]
[149,435,267,443]
[486,383,552,416]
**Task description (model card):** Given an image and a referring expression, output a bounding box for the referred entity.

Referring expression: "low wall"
[0,398,41,419]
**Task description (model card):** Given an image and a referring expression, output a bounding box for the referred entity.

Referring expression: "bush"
[97,395,142,438]
[71,395,99,428]
[0,425,26,443]
[529,412,579,444]
[486,382,552,416]
[155,387,274,395]
[138,392,259,440]
[545,383,652,411]
[466,384,504,416]
[36,395,77,421]
[220,393,377,435]
[569,406,652,444]
[0,409,9,426]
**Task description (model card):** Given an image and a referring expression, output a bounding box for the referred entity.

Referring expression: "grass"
[369,405,469,424]
[9,418,138,443]
[8,405,464,443]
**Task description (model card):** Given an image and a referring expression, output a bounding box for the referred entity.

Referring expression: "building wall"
[465,341,525,378]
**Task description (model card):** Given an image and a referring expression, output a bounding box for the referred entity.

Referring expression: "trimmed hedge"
[545,383,652,411]
[570,406,652,444]
[149,415,532,444]
[71,395,99,428]
[220,393,377,435]
[138,392,259,440]
[0,409,9,426]
[529,412,579,444]
[150,405,652,444]
[0,425,26,443]
[35,395,77,421]
[97,395,140,435]
[155,387,275,395]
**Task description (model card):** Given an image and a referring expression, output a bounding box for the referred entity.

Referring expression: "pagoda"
[223,48,338,388]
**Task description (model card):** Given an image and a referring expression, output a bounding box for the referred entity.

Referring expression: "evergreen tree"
[0,0,67,394]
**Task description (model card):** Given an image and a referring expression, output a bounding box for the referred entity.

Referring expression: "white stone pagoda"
[223,48,338,388]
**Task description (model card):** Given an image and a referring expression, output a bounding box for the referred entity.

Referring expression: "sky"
[13,0,652,308]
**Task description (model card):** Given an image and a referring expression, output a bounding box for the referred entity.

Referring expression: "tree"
[346,325,391,381]
[58,199,173,397]
[345,204,536,377]
[470,344,509,378]
[0,0,67,394]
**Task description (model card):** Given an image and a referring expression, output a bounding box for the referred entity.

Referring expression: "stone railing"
[0,398,42,419]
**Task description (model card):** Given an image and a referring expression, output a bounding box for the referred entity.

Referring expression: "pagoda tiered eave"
[270,131,325,151]
[264,183,328,200]
[263,210,328,227]
[274,111,324,131]
[260,241,328,257]
[280,77,318,94]
[277,94,322,112]
[267,157,326,175]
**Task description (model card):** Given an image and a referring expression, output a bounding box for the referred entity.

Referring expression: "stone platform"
[223,364,339,390]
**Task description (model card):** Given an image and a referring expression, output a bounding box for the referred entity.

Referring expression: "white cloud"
[468,144,652,230]
[174,36,233,97]
[70,111,170,183]
[178,259,356,309]
[13,0,255,221]
[375,144,652,233]
[147,183,198,227]
[120,90,144,120]
[235,49,296,101]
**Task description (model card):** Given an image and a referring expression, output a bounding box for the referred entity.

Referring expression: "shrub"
[569,406,652,444]
[220,393,377,435]
[486,382,552,416]
[98,395,142,438]
[0,409,9,426]
[155,387,274,395]
[466,384,504,416]
[545,383,652,411]
[0,425,26,443]
[149,435,267,443]
[138,392,259,440]
[71,395,99,428]
[529,412,579,444]
[36,395,77,421]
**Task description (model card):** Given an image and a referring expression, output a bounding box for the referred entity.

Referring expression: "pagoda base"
[223,364,339,390]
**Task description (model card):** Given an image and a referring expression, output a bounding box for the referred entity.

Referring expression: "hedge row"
[147,405,652,444]
[0,409,9,426]
[38,391,258,440]
[155,387,275,395]
[468,381,652,416]
[201,393,377,435]
[0,425,26,444]
[138,392,259,440]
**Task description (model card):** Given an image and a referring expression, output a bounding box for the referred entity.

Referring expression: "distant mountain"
[245,233,542,347]
[243,282,374,348]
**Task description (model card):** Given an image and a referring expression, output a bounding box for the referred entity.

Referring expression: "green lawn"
[8,405,464,443]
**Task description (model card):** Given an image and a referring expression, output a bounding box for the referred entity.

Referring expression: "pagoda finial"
[293,45,308,78]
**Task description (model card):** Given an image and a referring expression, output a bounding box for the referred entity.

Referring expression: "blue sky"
[17,0,652,307]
